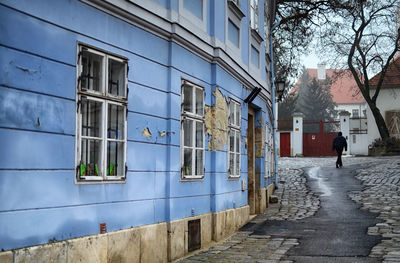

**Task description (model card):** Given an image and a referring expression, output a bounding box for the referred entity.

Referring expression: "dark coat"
[332,135,347,151]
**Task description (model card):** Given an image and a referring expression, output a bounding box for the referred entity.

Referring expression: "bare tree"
[274,0,331,82]
[319,0,400,140]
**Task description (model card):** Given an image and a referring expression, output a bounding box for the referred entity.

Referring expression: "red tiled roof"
[294,68,365,104]
[369,56,400,87]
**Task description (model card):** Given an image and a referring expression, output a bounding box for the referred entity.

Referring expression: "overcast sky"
[301,53,321,69]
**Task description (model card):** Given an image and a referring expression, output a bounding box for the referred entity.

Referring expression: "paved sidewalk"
[349,158,400,263]
[178,156,400,263]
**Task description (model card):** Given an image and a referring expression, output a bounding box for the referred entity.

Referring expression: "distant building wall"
[367,88,400,145]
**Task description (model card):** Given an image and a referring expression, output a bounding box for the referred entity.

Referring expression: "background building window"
[228,19,240,47]
[228,99,241,177]
[250,0,259,31]
[183,0,203,20]
[251,45,260,67]
[352,109,359,118]
[181,80,205,179]
[76,45,127,182]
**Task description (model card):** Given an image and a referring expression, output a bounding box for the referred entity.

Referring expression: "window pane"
[229,153,234,174]
[235,153,240,175]
[183,119,193,147]
[196,121,203,148]
[183,85,193,113]
[183,148,192,176]
[107,141,124,176]
[195,149,203,175]
[235,104,241,126]
[80,139,102,176]
[195,88,204,116]
[229,102,235,125]
[81,98,102,138]
[251,46,259,67]
[228,20,239,47]
[81,50,103,92]
[108,58,126,97]
[107,104,125,140]
[229,130,234,152]
[183,0,203,20]
[235,131,240,153]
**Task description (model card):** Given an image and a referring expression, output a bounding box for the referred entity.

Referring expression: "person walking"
[332,132,347,168]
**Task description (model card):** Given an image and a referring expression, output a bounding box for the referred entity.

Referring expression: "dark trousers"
[336,149,343,167]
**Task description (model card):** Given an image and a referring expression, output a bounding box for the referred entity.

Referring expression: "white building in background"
[367,56,400,145]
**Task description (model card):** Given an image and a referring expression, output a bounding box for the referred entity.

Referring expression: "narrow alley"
[178,157,400,263]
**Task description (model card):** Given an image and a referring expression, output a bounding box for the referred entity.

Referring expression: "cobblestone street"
[177,156,400,263]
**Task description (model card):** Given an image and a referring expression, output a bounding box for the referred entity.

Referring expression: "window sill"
[77,176,126,184]
[251,28,264,45]
[228,1,245,20]
[180,175,204,182]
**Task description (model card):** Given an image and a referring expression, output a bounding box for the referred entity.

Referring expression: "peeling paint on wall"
[255,126,265,158]
[142,127,152,138]
[204,87,228,151]
[159,131,166,137]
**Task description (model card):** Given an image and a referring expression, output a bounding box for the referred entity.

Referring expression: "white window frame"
[76,45,128,183]
[181,80,205,180]
[228,99,241,178]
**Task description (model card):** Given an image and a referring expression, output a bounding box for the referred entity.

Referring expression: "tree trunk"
[368,101,390,140]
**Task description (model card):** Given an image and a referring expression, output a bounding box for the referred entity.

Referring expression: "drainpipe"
[270,16,280,188]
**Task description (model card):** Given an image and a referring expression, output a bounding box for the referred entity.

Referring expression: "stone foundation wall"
[256,188,267,214]
[0,222,167,263]
[266,183,275,206]
[212,205,250,242]
[0,206,251,263]
[167,213,212,262]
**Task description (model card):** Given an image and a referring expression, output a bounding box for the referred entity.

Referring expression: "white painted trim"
[75,44,128,183]
[180,80,205,180]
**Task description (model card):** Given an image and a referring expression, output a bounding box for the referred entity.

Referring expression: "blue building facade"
[0,0,277,261]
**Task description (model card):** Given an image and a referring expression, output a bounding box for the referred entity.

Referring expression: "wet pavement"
[177,156,400,263]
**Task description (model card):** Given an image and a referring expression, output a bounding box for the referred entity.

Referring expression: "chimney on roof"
[317,63,326,80]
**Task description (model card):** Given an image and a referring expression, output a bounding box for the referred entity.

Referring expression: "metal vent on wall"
[188,219,201,252]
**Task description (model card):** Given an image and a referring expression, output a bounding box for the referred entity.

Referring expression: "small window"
[183,0,203,20]
[228,99,241,177]
[250,0,259,31]
[181,80,205,179]
[352,109,359,118]
[353,134,356,143]
[228,19,240,47]
[76,45,128,182]
[251,45,260,67]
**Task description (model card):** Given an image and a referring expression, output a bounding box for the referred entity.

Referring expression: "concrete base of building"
[167,213,213,262]
[0,222,168,263]
[0,206,252,263]
[266,183,275,206]
[212,205,250,242]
